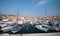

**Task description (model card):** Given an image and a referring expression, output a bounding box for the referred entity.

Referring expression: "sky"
[0,0,60,17]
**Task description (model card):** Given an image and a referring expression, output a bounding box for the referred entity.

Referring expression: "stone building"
[0,14,60,21]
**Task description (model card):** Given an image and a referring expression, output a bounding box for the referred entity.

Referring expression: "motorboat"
[52,20,60,32]
[2,19,9,22]
[17,20,24,25]
[1,26,13,33]
[10,24,23,33]
[35,24,48,32]
[0,22,7,27]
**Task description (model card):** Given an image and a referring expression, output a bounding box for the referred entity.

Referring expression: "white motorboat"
[0,22,7,27]
[1,26,13,32]
[11,24,23,33]
[2,19,9,22]
[35,25,48,32]
[17,20,24,25]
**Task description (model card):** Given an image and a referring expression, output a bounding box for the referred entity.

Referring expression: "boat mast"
[17,10,19,21]
[45,6,47,20]
[0,8,2,19]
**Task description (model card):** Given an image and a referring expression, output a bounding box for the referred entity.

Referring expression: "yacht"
[35,24,48,32]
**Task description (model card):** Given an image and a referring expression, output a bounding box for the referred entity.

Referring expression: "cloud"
[36,0,49,7]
